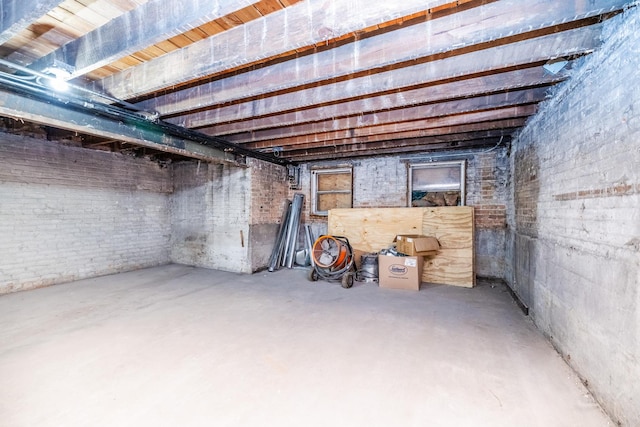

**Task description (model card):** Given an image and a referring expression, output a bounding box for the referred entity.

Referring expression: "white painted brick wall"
[352,157,409,208]
[0,134,172,294]
[508,7,640,426]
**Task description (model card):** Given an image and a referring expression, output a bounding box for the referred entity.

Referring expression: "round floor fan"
[308,235,355,288]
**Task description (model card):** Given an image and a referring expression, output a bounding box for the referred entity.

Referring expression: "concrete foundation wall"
[294,148,509,279]
[170,161,253,273]
[507,8,640,426]
[0,134,172,294]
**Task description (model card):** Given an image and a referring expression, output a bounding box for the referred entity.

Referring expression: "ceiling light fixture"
[45,69,71,92]
[42,60,75,92]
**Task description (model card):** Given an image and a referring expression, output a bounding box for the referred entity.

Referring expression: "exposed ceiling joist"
[286,136,512,162]
[225,88,548,145]
[0,0,635,162]
[140,0,615,118]
[28,0,258,78]
[241,116,532,151]
[94,0,456,100]
[170,24,600,130]
[0,0,65,44]
[254,120,527,154]
[289,129,514,155]
[202,67,562,137]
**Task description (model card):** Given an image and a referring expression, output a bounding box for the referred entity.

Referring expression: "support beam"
[94,0,460,100]
[284,130,513,157]
[141,0,624,117]
[0,0,65,44]
[243,108,535,149]
[223,88,548,144]
[0,89,237,164]
[244,118,528,151]
[287,136,510,162]
[28,0,257,78]
[172,23,601,129]
[199,66,561,136]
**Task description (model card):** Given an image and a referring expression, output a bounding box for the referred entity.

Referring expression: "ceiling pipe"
[0,58,292,166]
[0,58,147,113]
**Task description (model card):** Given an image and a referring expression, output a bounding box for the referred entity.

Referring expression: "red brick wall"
[249,159,289,225]
[474,204,507,229]
[467,151,509,230]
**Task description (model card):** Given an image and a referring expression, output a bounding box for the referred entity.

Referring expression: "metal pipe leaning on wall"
[284,194,305,269]
[268,200,292,272]
[304,225,315,268]
[268,194,305,272]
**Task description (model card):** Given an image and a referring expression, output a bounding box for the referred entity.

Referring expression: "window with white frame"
[311,167,353,216]
[409,161,466,207]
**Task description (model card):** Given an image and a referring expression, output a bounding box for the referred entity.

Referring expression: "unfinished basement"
[0,1,638,426]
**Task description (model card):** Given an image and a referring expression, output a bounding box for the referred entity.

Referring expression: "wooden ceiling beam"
[288,139,507,162]
[286,134,510,162]
[242,107,534,149]
[222,88,547,144]
[95,0,456,100]
[171,22,601,130]
[28,0,258,77]
[0,0,65,44]
[250,118,527,156]
[284,129,514,156]
[141,0,626,117]
[243,118,529,151]
[198,66,560,136]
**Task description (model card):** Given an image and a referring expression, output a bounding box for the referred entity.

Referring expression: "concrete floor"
[0,265,611,427]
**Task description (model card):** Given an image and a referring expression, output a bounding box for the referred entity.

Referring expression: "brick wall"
[469,151,508,229]
[352,156,410,208]
[0,134,172,294]
[249,158,289,225]
[247,159,289,270]
[293,147,510,278]
[466,149,509,277]
[507,7,640,426]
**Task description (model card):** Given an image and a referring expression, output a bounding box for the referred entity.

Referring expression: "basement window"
[409,161,466,207]
[311,167,353,216]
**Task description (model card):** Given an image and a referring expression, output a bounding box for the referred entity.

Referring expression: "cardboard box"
[378,254,424,291]
[395,234,440,256]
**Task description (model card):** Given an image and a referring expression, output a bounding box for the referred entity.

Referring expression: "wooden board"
[422,207,474,249]
[328,207,474,288]
[423,248,474,287]
[422,207,475,288]
[328,208,423,252]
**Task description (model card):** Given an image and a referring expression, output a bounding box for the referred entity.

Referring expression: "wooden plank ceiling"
[0,0,634,163]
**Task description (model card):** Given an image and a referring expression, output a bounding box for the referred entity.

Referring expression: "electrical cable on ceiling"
[0,58,292,166]
[0,58,146,113]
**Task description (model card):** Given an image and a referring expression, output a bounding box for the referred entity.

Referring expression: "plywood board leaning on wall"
[328,207,474,288]
[422,207,475,287]
[328,208,424,250]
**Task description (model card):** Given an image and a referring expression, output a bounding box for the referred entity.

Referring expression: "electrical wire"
[0,58,292,166]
